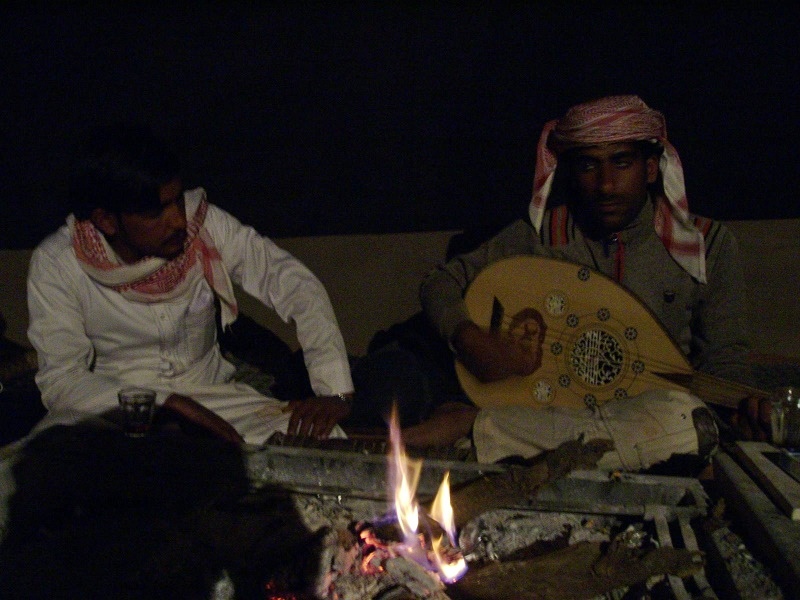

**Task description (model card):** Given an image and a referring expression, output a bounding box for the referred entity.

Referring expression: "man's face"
[567,142,658,236]
[96,177,188,263]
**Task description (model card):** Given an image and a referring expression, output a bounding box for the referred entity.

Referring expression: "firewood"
[435,436,614,528]
[449,536,702,600]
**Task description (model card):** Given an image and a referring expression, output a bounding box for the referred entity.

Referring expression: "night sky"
[2,3,799,249]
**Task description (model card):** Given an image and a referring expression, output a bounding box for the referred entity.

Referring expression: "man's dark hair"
[69,123,180,220]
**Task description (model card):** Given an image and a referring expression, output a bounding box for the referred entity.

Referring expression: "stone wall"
[2,220,799,359]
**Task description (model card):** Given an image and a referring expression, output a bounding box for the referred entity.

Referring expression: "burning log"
[436,435,615,528]
[448,535,704,600]
[413,436,708,599]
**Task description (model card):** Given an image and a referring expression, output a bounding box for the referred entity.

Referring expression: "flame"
[389,407,422,539]
[431,471,467,583]
[430,472,456,545]
[430,472,468,582]
[387,404,467,583]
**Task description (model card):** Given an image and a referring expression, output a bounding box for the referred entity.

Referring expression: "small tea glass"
[118,387,157,438]
[770,386,800,449]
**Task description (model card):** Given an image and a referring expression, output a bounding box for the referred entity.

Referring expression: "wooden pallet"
[713,450,800,599]
[732,441,800,521]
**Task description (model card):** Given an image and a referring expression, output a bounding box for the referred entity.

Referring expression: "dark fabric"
[0,423,327,599]
[219,313,313,401]
[751,360,800,391]
[0,335,45,446]
[0,376,45,446]
[349,312,471,429]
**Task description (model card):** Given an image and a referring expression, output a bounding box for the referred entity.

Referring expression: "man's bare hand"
[738,394,772,442]
[162,393,244,445]
[284,395,352,439]
[452,321,542,383]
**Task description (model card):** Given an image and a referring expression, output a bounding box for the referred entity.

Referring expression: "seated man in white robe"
[25,123,355,445]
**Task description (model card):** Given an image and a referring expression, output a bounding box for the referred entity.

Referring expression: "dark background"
[2,3,799,249]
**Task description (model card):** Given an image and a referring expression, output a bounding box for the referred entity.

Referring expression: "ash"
[291,493,382,532]
[710,525,783,600]
[459,508,620,563]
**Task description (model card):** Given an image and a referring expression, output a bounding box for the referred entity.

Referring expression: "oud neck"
[690,371,768,409]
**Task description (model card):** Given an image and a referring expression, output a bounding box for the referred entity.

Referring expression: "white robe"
[25,188,353,445]
[472,389,712,470]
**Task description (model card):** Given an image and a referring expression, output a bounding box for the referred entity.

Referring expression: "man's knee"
[615,391,719,470]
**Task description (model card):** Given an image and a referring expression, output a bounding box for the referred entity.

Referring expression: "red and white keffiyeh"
[70,190,239,326]
[530,95,706,283]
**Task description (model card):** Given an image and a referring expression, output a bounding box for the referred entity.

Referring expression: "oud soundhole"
[569,327,624,387]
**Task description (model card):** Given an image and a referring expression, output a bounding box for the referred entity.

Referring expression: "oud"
[456,255,763,411]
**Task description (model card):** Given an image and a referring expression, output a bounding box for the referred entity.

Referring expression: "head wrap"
[530,95,706,283]
[70,189,238,327]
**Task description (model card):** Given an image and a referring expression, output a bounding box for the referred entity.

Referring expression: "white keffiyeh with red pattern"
[69,191,238,326]
[530,95,706,283]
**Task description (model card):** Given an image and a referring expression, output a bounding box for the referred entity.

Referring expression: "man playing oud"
[404,95,761,470]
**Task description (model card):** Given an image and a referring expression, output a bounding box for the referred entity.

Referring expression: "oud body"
[456,255,755,411]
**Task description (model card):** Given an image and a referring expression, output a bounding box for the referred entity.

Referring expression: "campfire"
[249,411,712,600]
[1,412,781,599]
[297,407,468,599]
[385,406,468,585]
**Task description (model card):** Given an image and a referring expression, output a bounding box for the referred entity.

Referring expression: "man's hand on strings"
[452,320,542,383]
